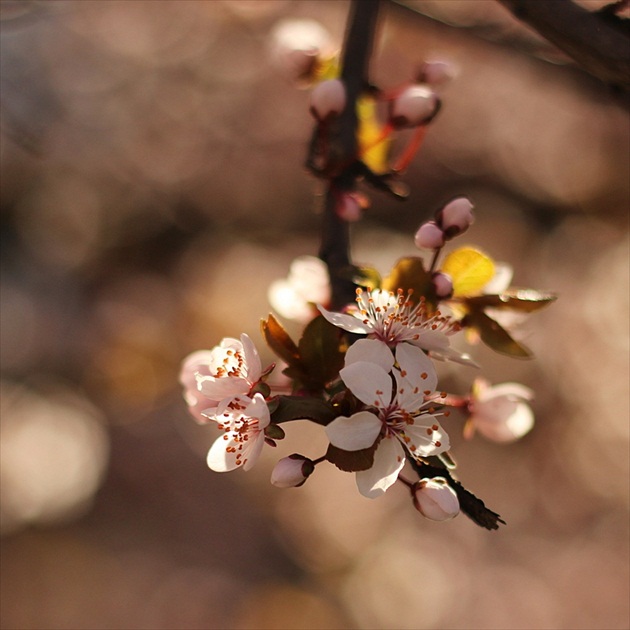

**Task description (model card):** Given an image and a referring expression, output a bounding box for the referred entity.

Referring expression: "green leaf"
[325,442,377,472]
[261,314,301,367]
[297,315,345,390]
[382,256,433,303]
[264,424,285,440]
[270,395,337,426]
[461,289,557,313]
[464,311,532,358]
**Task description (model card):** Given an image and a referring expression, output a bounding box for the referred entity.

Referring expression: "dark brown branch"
[316,0,381,309]
[497,0,630,90]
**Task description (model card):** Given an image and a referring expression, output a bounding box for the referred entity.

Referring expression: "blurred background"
[1,1,628,628]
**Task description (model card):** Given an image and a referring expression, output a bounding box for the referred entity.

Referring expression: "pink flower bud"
[336,191,369,222]
[432,271,453,298]
[413,478,460,521]
[417,60,457,86]
[389,85,439,128]
[310,79,346,121]
[271,454,314,488]
[437,197,474,238]
[414,221,445,250]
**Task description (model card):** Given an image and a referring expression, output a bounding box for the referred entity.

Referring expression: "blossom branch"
[316,0,381,309]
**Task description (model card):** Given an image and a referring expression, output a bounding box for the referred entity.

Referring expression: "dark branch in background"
[316,0,381,309]
[497,0,630,91]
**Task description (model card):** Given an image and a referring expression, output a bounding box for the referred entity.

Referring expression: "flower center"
[355,288,460,345]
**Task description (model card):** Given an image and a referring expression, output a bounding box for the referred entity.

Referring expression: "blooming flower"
[179,334,262,422]
[206,393,270,472]
[319,287,473,365]
[325,344,450,498]
[413,477,460,521]
[465,378,534,443]
[268,255,331,323]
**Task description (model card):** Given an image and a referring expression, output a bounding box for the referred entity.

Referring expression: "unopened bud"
[437,197,474,238]
[417,60,457,86]
[432,271,453,298]
[389,85,440,128]
[337,191,369,222]
[414,221,445,250]
[270,454,314,488]
[413,477,460,521]
[310,79,346,121]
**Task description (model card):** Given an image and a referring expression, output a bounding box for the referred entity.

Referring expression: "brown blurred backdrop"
[1,1,628,629]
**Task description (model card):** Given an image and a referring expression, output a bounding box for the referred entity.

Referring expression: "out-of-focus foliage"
[1,1,628,629]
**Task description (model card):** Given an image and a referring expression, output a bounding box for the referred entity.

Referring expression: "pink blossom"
[206,394,270,472]
[466,378,534,442]
[180,334,262,422]
[325,344,449,498]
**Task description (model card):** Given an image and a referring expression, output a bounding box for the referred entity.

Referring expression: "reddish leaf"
[261,314,301,367]
[465,311,532,358]
[325,442,377,472]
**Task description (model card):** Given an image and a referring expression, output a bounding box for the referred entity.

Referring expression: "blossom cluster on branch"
[179,14,554,530]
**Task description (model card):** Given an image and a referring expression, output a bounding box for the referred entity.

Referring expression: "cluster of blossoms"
[181,198,552,528]
[179,18,554,529]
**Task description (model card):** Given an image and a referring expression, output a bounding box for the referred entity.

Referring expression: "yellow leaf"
[441,247,496,297]
[357,96,390,174]
[314,55,339,82]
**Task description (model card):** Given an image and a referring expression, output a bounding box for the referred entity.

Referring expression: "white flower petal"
[318,305,372,334]
[242,432,266,471]
[198,375,250,400]
[404,417,450,457]
[473,401,534,443]
[340,361,393,408]
[479,382,534,403]
[179,350,215,388]
[240,333,262,382]
[345,338,395,371]
[395,344,437,402]
[206,433,240,472]
[355,436,406,498]
[325,411,382,451]
[245,393,271,430]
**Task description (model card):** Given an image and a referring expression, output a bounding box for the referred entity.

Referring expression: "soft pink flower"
[466,378,534,443]
[325,344,449,499]
[180,334,262,422]
[206,394,270,472]
[268,255,330,323]
[319,288,473,365]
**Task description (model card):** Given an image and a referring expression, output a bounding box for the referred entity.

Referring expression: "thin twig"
[317,0,381,309]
